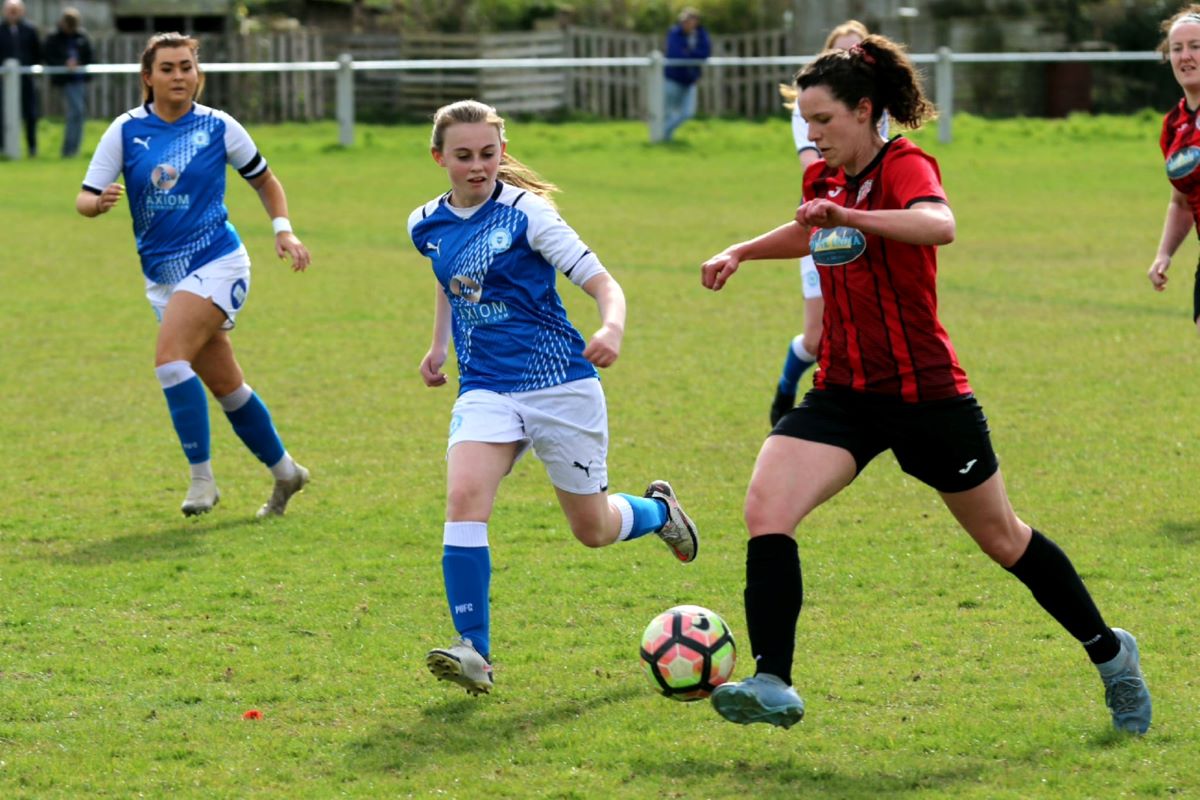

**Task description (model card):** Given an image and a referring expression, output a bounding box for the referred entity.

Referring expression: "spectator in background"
[663,7,710,141]
[44,7,92,158]
[0,0,41,156]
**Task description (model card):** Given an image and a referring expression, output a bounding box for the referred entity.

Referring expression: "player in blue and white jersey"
[74,33,311,519]
[411,100,699,696]
[770,21,889,427]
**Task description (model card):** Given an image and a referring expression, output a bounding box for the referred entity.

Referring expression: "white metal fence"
[2,49,1165,160]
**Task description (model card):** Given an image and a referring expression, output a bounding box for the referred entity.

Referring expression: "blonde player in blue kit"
[410,100,699,695]
[74,33,311,518]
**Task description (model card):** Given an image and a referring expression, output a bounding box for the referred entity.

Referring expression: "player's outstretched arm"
[701,221,811,291]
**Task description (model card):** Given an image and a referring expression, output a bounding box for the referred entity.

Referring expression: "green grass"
[1,112,1197,798]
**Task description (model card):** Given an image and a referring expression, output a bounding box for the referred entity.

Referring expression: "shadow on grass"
[53,516,259,565]
[626,755,984,800]
[346,685,642,773]
[1157,519,1200,545]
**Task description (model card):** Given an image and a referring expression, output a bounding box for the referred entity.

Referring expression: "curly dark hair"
[795,34,935,130]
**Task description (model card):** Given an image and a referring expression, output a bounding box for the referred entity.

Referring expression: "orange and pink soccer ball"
[639,605,736,701]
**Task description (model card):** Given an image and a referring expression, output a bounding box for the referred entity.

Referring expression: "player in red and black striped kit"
[1149,5,1200,323]
[701,33,1151,734]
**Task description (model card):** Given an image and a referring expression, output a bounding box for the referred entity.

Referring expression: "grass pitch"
[0,112,1197,798]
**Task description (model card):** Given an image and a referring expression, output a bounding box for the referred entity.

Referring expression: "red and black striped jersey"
[1160,98,1200,231]
[803,136,971,402]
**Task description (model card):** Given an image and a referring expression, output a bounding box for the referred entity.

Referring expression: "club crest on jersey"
[151,163,179,191]
[230,279,248,310]
[487,227,512,253]
[855,179,874,207]
[191,129,211,148]
[450,274,483,303]
[810,226,867,267]
[1166,146,1200,180]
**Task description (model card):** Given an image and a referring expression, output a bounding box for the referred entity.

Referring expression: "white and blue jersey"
[408,181,608,395]
[82,102,268,285]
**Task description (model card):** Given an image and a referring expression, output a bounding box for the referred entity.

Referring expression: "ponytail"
[796,34,935,130]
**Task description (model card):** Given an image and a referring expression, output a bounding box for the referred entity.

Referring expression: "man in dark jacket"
[0,0,41,156]
[44,7,92,157]
[663,7,710,141]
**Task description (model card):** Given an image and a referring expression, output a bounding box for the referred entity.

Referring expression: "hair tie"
[849,43,876,65]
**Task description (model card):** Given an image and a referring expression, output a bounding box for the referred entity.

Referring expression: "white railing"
[2,49,1164,160]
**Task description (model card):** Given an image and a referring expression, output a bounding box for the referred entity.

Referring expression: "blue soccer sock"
[778,335,817,394]
[157,361,211,465]
[613,494,668,541]
[443,521,491,658]
[219,383,286,470]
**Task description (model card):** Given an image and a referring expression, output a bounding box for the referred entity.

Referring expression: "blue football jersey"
[408,182,608,395]
[82,103,268,285]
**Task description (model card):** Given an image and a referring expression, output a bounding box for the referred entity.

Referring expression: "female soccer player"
[1149,6,1200,315]
[75,33,311,518]
[700,35,1151,733]
[770,20,888,426]
[411,100,698,695]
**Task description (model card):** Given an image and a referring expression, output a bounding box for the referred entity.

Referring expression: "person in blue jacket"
[663,7,710,141]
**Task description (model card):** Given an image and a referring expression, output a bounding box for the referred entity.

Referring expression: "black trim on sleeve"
[511,190,528,208]
[797,145,819,155]
[238,152,265,178]
[904,196,948,209]
[81,184,102,195]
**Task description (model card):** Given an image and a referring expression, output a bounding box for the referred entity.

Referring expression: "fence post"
[645,50,665,143]
[936,46,953,145]
[3,58,21,160]
[336,52,354,148]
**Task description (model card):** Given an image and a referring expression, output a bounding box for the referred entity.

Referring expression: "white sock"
[155,360,195,389]
[792,335,817,363]
[610,495,635,541]
[268,452,298,481]
[444,521,489,547]
[190,460,214,482]
[217,383,253,413]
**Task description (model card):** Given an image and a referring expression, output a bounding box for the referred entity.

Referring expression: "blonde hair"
[430,99,559,205]
[1160,4,1200,56]
[781,19,871,108]
[140,32,204,104]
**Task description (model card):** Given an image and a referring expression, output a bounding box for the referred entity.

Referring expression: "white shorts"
[447,378,609,495]
[145,245,251,331]
[799,255,822,300]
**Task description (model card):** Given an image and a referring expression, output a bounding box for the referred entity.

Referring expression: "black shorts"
[773,388,1000,493]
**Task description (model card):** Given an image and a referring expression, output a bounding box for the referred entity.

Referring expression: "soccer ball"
[639,605,736,701]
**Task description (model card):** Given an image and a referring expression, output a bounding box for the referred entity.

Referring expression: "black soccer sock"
[1004,529,1120,664]
[743,533,803,685]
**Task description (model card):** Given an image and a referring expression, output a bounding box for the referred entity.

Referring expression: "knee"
[571,525,609,548]
[568,514,610,548]
[973,520,1031,567]
[446,485,488,522]
[743,485,798,537]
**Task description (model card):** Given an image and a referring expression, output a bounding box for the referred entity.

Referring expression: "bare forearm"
[839,205,955,246]
[728,221,812,262]
[1156,199,1194,259]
